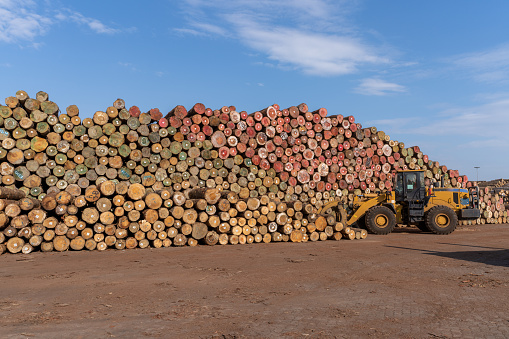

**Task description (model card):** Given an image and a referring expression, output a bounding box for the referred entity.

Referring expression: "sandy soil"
[1,224,509,339]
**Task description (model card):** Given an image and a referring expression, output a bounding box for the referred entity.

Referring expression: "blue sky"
[1,0,508,181]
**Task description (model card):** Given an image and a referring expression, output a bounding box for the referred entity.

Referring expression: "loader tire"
[365,206,396,235]
[425,206,458,235]
[355,214,366,229]
[416,221,429,232]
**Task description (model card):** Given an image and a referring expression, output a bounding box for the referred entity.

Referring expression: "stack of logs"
[460,185,508,225]
[0,183,367,254]
[0,89,468,254]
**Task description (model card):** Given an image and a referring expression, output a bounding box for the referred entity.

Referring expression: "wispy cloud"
[176,0,390,76]
[191,22,227,36]
[173,28,206,37]
[367,97,509,179]
[371,97,509,144]
[417,99,509,140]
[245,82,265,87]
[0,1,124,44]
[0,0,51,43]
[234,18,386,76]
[451,44,509,83]
[55,10,120,35]
[354,78,406,96]
[118,62,137,72]
[173,22,227,38]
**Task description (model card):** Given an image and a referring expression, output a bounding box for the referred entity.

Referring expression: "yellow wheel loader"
[318,170,480,235]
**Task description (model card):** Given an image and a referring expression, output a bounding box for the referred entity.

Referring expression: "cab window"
[460,194,469,205]
[405,173,417,191]
[395,174,403,198]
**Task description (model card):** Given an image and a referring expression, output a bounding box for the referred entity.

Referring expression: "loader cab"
[394,170,426,203]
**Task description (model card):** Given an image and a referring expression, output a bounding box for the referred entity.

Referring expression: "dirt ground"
[1,224,509,339]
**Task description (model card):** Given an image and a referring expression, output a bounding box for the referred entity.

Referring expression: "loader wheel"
[365,206,396,235]
[425,206,458,235]
[355,214,366,229]
[416,221,429,232]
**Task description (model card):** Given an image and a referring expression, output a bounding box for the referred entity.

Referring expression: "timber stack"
[460,185,507,226]
[0,90,470,254]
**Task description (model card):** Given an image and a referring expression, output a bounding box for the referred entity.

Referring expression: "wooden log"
[191,222,208,240]
[53,236,70,252]
[41,194,57,211]
[19,197,41,211]
[128,183,146,200]
[145,192,163,209]
[181,223,192,236]
[5,203,21,218]
[0,212,9,229]
[0,199,17,212]
[288,229,302,242]
[3,225,17,238]
[100,211,115,225]
[6,236,24,253]
[70,236,85,250]
[173,234,187,246]
[85,186,101,202]
[0,187,25,200]
[41,241,54,252]
[204,230,219,245]
[98,180,116,196]
[182,208,198,224]
[315,216,327,231]
[173,192,186,206]
[28,209,46,224]
[82,207,100,224]
[11,215,29,229]
[29,234,43,247]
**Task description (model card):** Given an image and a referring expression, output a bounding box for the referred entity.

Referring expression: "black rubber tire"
[416,221,429,232]
[425,206,458,235]
[365,206,396,235]
[353,214,366,230]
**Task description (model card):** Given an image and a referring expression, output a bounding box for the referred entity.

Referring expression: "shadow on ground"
[391,227,428,234]
[386,244,509,268]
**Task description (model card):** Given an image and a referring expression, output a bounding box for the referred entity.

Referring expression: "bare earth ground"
[1,224,509,339]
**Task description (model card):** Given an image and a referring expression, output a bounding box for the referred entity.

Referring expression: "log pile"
[0,183,355,254]
[0,90,471,254]
[461,186,508,226]
[479,178,509,188]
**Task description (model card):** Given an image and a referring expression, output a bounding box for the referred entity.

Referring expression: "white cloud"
[174,21,228,38]
[368,97,509,180]
[173,28,206,36]
[0,1,51,43]
[354,78,406,96]
[181,0,343,22]
[451,44,509,83]
[418,99,509,139]
[370,97,509,143]
[191,22,227,36]
[0,2,122,44]
[176,0,389,76]
[118,62,137,72]
[232,19,386,76]
[56,10,120,35]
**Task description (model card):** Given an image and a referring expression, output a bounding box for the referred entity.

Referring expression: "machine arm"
[347,193,389,226]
